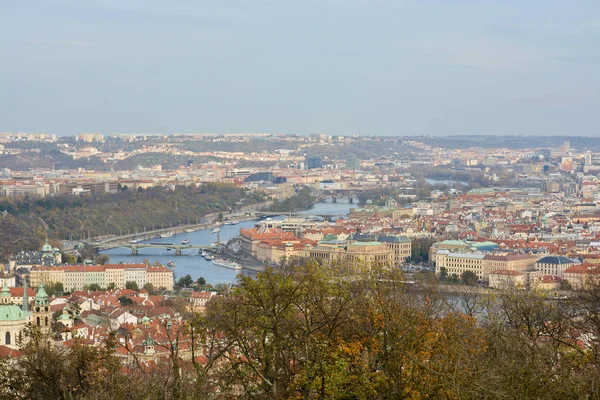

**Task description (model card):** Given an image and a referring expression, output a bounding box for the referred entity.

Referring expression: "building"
[77,132,105,143]
[189,291,217,308]
[146,266,174,291]
[255,239,315,264]
[435,251,486,281]
[345,155,361,171]
[239,226,296,258]
[482,254,538,281]
[430,241,470,266]
[488,270,527,289]
[0,284,30,349]
[563,264,600,289]
[29,263,174,292]
[351,233,411,265]
[0,280,47,349]
[534,255,578,278]
[435,251,539,282]
[306,155,323,170]
[303,240,395,270]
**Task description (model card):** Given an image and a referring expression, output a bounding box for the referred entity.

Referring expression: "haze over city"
[1,0,599,136]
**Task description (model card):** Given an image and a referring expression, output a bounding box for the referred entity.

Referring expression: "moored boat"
[212,258,242,270]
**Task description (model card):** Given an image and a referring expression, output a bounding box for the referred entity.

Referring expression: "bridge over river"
[92,242,214,256]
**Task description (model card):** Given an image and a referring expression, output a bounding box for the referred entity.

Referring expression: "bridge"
[91,242,215,256]
[247,211,342,220]
[318,188,364,204]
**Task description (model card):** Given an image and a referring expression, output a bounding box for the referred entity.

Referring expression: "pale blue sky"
[1,0,599,136]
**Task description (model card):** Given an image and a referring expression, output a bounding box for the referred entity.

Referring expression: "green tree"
[439,266,448,282]
[177,274,193,288]
[143,282,154,295]
[125,281,138,291]
[462,270,478,286]
[63,253,77,264]
[89,283,102,291]
[196,276,206,286]
[118,296,133,306]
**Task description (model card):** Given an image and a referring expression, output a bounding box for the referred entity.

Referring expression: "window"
[5,332,10,345]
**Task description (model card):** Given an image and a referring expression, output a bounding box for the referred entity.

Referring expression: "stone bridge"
[90,242,214,256]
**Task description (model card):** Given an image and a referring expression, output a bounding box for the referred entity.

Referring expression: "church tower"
[33,282,52,334]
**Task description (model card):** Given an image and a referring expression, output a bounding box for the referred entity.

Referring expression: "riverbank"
[65,200,275,250]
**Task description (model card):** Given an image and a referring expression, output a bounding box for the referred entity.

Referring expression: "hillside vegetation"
[0,183,264,261]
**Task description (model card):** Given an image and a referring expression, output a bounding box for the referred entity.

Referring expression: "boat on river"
[182,239,190,245]
[167,260,176,268]
[212,258,242,270]
[210,227,221,234]
[160,232,174,238]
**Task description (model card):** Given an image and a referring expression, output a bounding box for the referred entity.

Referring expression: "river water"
[101,198,355,285]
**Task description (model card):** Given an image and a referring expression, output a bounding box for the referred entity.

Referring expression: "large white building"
[29,263,174,291]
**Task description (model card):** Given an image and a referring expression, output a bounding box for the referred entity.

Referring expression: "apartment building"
[29,263,174,291]
[435,251,539,282]
[146,266,174,290]
[435,251,486,281]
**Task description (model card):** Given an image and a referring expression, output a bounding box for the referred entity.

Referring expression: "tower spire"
[22,276,29,312]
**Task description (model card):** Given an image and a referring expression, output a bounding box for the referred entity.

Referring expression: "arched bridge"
[91,242,214,256]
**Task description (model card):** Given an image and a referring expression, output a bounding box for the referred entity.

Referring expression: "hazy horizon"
[1,1,599,136]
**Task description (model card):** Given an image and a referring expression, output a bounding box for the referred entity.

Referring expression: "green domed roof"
[143,334,155,346]
[58,310,72,320]
[35,282,49,307]
[41,238,53,253]
[0,304,25,321]
[142,315,150,323]
[0,284,10,298]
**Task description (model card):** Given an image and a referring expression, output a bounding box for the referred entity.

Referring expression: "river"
[100,198,355,285]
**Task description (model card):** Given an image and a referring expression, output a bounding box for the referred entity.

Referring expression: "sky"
[1,0,599,136]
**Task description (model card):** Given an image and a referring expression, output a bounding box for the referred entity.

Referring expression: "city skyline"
[1,0,599,136]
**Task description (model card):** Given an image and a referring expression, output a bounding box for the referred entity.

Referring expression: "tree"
[107,282,116,291]
[95,254,110,265]
[449,273,459,284]
[118,296,133,306]
[125,281,139,291]
[89,283,102,291]
[143,282,154,295]
[196,276,206,286]
[439,266,448,282]
[44,282,64,296]
[63,252,77,264]
[462,270,478,286]
[177,274,193,288]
